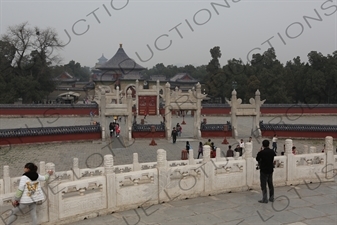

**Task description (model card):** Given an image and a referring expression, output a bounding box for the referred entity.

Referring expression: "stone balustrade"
[0,136,335,225]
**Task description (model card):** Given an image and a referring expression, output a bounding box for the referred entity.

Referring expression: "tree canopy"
[0,22,63,103]
[143,48,337,104]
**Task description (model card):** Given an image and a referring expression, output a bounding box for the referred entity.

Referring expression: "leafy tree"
[0,22,63,103]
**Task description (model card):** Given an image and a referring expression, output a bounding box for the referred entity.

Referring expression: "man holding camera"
[256,140,276,203]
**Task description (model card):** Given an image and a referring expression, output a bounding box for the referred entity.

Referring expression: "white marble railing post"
[105,154,116,209]
[201,145,214,195]
[244,142,254,187]
[309,146,316,154]
[46,163,59,223]
[303,145,308,154]
[133,153,141,171]
[285,139,295,185]
[216,148,221,161]
[188,149,195,165]
[3,166,10,194]
[39,161,46,175]
[38,161,49,223]
[203,145,211,163]
[157,149,169,202]
[72,158,80,180]
[324,136,334,180]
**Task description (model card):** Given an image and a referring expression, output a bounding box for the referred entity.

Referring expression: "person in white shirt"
[7,162,53,225]
[272,134,278,154]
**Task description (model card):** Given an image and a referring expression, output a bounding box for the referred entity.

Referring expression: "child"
[7,163,53,225]
[115,123,120,138]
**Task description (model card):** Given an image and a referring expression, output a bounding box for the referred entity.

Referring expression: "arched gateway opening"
[163,82,207,140]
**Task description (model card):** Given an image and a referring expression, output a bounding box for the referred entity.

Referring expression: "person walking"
[197,142,203,159]
[7,163,53,225]
[109,122,114,137]
[115,123,120,138]
[256,140,276,203]
[226,145,234,157]
[186,141,190,151]
[171,127,177,144]
[272,134,278,154]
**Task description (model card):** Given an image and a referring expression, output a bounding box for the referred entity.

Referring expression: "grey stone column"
[127,89,133,141]
[195,83,202,139]
[156,80,160,115]
[135,79,139,114]
[255,89,261,137]
[100,88,106,142]
[164,82,172,140]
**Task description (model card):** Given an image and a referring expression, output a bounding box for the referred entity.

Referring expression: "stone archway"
[163,82,206,140]
[226,89,265,139]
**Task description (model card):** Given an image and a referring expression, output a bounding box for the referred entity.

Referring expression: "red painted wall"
[262,130,337,138]
[132,131,165,138]
[261,107,337,115]
[201,131,232,138]
[0,132,101,146]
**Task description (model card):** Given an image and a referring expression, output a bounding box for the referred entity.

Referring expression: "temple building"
[90,44,201,114]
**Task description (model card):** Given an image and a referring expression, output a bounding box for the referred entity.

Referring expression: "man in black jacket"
[256,140,276,203]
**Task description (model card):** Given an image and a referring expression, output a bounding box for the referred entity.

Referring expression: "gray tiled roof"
[149,75,167,81]
[96,45,145,71]
[169,73,196,82]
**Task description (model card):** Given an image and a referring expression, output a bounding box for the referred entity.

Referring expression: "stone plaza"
[0,114,336,225]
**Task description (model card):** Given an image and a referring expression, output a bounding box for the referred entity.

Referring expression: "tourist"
[256,140,276,203]
[197,142,203,159]
[7,163,53,225]
[226,145,234,157]
[109,122,114,137]
[272,134,278,154]
[239,139,245,153]
[186,141,190,151]
[292,146,296,155]
[204,139,211,146]
[210,142,216,151]
[171,127,177,144]
[115,123,120,138]
[234,144,243,157]
[321,144,325,153]
[209,142,216,158]
[176,123,182,136]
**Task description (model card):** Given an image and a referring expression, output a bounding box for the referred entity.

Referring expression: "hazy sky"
[1,0,336,69]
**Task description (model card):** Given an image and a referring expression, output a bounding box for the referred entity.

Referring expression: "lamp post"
[232,81,237,90]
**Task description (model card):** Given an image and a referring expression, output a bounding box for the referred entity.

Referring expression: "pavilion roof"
[96,44,145,71]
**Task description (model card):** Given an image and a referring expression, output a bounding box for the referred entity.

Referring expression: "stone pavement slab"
[65,182,336,225]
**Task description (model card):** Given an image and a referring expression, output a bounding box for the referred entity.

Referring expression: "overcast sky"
[1,0,336,69]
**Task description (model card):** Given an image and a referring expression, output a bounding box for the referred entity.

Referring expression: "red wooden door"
[138,96,157,115]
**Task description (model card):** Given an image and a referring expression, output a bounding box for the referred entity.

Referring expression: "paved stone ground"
[0,115,336,224]
[67,181,337,225]
[0,115,336,177]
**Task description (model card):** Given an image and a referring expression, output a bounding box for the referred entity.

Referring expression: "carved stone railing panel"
[117,172,155,187]
[140,163,157,170]
[168,160,188,167]
[113,165,133,174]
[295,154,325,166]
